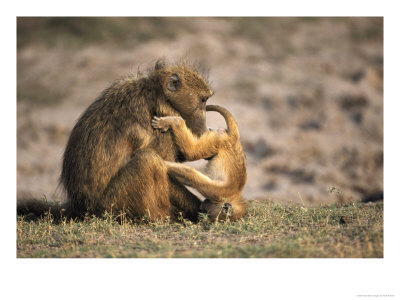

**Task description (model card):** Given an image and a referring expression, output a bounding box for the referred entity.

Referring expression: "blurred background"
[17,17,383,206]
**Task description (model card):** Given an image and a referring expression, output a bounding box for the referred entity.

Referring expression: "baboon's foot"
[151,116,171,132]
[152,116,184,132]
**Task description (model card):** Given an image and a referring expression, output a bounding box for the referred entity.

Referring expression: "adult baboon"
[19,60,214,222]
[152,105,247,221]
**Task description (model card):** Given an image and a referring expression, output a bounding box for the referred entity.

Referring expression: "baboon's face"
[163,69,214,137]
[200,199,233,221]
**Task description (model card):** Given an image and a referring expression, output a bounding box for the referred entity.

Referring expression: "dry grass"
[17,200,383,258]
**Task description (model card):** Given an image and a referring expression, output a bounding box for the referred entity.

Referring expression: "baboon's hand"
[152,116,170,132]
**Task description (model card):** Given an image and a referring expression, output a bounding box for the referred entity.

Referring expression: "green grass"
[17,200,383,258]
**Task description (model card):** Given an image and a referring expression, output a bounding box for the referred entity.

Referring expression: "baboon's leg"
[102,149,171,221]
[152,116,221,161]
[168,177,202,222]
[102,149,202,221]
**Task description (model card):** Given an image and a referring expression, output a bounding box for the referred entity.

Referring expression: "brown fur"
[18,60,215,222]
[152,105,247,221]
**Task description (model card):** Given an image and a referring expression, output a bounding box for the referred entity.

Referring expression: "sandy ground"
[17,17,383,205]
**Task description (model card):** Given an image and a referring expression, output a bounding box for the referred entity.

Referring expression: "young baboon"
[18,60,215,222]
[152,104,247,221]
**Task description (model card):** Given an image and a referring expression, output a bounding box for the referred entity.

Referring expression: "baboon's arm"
[152,116,224,161]
[165,161,234,200]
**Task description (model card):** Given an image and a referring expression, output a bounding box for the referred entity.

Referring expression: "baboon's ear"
[167,74,181,92]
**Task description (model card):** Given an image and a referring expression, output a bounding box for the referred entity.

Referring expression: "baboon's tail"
[17,198,66,221]
[206,105,239,140]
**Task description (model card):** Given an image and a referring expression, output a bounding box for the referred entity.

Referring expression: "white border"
[3,1,399,299]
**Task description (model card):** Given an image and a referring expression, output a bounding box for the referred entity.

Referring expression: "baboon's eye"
[201,97,208,103]
[167,73,181,92]
[222,203,233,217]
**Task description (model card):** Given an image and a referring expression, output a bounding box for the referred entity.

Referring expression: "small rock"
[340,216,352,224]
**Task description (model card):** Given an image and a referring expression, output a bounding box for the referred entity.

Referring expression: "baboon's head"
[156,62,214,137]
[200,199,234,221]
